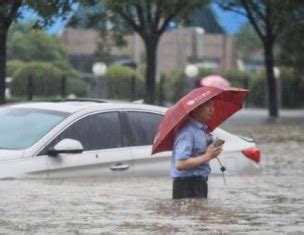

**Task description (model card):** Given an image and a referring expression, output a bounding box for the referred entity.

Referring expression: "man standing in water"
[171,100,223,199]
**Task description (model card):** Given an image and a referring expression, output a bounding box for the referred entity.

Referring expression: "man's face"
[194,100,214,122]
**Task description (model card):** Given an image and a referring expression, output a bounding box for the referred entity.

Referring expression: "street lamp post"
[264,66,281,111]
[192,27,205,61]
[5,77,12,100]
[184,64,199,95]
[185,64,199,78]
[274,66,281,109]
[92,62,108,99]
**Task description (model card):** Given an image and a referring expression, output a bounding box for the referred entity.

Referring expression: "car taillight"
[242,147,261,163]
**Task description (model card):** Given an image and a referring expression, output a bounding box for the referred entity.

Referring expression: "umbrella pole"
[218,94,227,186]
[216,157,227,186]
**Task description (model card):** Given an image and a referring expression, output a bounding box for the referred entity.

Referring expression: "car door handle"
[110,163,130,171]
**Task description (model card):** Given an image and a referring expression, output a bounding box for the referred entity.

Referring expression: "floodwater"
[1,124,304,233]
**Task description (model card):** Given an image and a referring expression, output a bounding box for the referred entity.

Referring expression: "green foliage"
[248,74,266,108]
[107,64,135,79]
[76,0,208,104]
[277,12,304,81]
[22,1,76,28]
[52,60,81,79]
[0,0,76,104]
[7,22,82,83]
[162,70,185,103]
[66,78,89,97]
[106,64,144,100]
[222,70,251,89]
[233,23,262,59]
[198,67,214,78]
[280,69,304,108]
[8,22,69,62]
[6,60,26,77]
[219,0,303,114]
[12,62,62,96]
[248,68,304,108]
[11,62,88,97]
[160,66,304,108]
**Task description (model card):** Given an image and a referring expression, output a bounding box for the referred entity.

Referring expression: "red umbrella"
[200,75,231,88]
[152,86,248,154]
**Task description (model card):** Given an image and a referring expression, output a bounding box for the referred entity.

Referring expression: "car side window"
[40,112,122,154]
[125,111,163,146]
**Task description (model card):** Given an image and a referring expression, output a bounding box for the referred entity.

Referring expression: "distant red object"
[200,75,231,88]
[152,86,248,154]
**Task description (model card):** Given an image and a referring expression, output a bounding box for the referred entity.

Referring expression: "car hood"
[0,150,24,161]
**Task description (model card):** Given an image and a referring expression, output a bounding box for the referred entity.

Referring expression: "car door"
[39,111,133,178]
[0,150,49,179]
[123,111,171,177]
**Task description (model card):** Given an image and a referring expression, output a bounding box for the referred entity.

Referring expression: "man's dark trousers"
[172,176,208,199]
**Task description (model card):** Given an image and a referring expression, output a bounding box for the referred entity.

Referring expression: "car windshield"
[0,107,69,150]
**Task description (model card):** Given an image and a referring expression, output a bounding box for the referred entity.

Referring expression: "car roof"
[6,100,168,114]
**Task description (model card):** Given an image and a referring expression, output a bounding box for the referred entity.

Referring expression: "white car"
[0,100,261,179]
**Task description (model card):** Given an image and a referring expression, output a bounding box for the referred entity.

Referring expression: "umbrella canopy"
[152,86,248,154]
[200,75,231,88]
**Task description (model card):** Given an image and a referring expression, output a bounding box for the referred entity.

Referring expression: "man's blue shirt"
[171,118,212,178]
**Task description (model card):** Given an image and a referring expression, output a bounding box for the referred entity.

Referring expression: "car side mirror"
[48,138,84,156]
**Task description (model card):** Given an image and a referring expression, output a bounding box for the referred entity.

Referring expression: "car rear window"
[125,111,163,146]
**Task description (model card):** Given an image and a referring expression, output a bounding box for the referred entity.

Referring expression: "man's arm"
[175,145,222,171]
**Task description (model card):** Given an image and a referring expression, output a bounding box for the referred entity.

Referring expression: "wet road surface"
[0,141,303,233]
[1,110,304,233]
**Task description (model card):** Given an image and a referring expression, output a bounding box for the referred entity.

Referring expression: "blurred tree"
[185,5,225,34]
[7,22,76,74]
[0,0,75,104]
[233,23,262,59]
[75,0,208,104]
[218,0,301,118]
[277,6,304,107]
[8,22,68,62]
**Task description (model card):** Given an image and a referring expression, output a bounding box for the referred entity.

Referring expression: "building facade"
[59,27,237,74]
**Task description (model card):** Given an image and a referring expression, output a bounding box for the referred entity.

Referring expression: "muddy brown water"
[0,123,303,233]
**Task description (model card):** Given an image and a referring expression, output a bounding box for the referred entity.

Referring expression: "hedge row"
[106,64,145,100]
[162,68,304,108]
[7,59,303,108]
[247,69,304,108]
[8,60,88,98]
[7,61,145,101]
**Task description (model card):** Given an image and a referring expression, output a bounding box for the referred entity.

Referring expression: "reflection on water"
[0,141,303,233]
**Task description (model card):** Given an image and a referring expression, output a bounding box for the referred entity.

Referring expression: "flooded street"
[1,121,304,233]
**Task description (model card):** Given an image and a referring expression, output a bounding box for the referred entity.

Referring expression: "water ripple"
[0,141,303,233]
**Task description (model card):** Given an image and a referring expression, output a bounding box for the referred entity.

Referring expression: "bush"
[11,62,88,97]
[248,68,304,108]
[6,60,26,77]
[160,66,304,108]
[66,78,89,97]
[198,68,215,78]
[222,70,251,89]
[106,64,144,100]
[162,70,185,103]
[280,68,304,108]
[248,74,266,107]
[52,59,82,80]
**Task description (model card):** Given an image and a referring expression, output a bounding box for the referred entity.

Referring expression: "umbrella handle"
[216,157,227,186]
[216,157,226,172]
